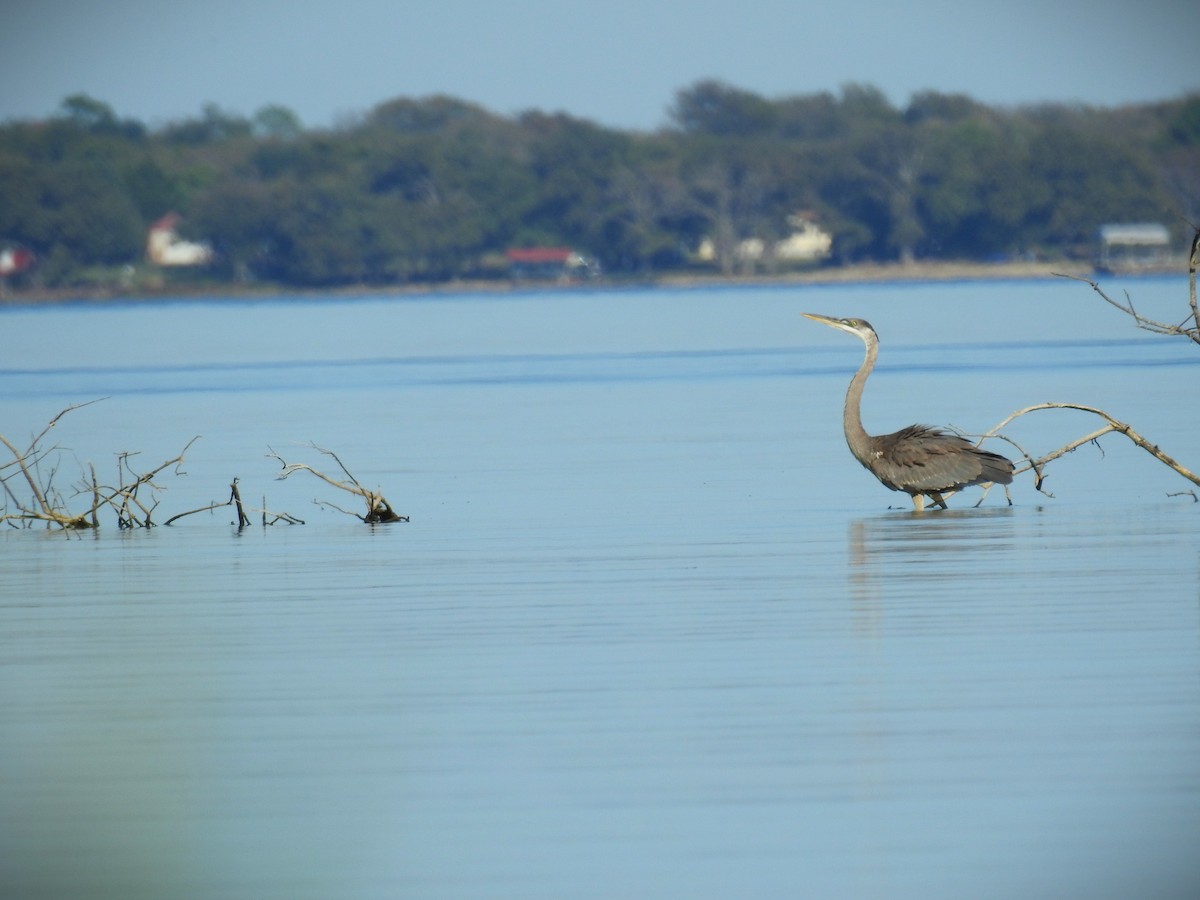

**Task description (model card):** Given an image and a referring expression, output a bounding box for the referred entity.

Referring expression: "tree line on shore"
[1,82,1197,292]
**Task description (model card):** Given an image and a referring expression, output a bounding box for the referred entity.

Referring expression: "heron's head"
[802,313,877,341]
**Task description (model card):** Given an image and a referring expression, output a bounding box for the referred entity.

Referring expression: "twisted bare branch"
[94,438,200,528]
[268,443,408,523]
[2,403,202,529]
[994,227,1200,499]
[164,478,256,527]
[984,402,1200,497]
[1052,222,1200,345]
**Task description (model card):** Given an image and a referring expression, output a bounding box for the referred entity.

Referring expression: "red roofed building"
[0,246,35,277]
[505,247,598,280]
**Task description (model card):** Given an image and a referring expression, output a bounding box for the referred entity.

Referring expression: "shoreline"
[0,258,1184,308]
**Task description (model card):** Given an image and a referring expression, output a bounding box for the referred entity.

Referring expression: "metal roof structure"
[1097,223,1170,246]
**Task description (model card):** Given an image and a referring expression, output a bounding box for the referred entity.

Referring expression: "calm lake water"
[2,278,1199,899]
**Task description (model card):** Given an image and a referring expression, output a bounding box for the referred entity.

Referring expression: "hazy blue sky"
[3,0,1197,131]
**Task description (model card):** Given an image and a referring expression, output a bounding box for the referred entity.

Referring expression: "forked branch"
[2,402,198,529]
[4,404,379,529]
[984,402,1200,497]
[1053,222,1200,345]
[997,227,1200,499]
[164,478,255,527]
[268,443,408,523]
[99,439,200,528]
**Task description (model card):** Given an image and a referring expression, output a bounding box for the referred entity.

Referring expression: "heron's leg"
[911,494,925,512]
[930,491,949,509]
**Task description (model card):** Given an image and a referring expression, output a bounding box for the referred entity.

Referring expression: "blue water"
[2,277,1199,898]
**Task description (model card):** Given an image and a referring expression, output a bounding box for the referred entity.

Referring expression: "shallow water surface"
[2,279,1199,898]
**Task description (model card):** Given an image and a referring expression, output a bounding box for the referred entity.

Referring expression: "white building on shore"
[147,213,213,267]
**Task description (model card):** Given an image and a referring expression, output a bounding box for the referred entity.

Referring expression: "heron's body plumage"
[803,313,1014,510]
[862,424,1014,495]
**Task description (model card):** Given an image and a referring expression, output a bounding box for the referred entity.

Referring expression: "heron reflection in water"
[803,313,1014,511]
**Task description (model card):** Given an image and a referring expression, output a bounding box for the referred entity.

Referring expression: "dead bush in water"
[0,400,199,529]
[1,403,406,529]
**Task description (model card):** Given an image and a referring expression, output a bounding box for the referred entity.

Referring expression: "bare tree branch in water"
[983,402,1200,498]
[164,479,305,527]
[3,404,378,529]
[1,402,200,529]
[103,441,200,528]
[1052,221,1200,345]
[268,443,408,524]
[998,225,1200,498]
[1,400,103,528]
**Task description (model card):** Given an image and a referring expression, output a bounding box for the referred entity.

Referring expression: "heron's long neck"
[843,335,876,462]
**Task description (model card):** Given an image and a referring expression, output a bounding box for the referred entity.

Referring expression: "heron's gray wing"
[870,425,1010,493]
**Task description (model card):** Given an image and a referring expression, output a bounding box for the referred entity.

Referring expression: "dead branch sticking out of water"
[164,478,255,527]
[1053,222,1200,345]
[1,402,198,529]
[983,402,1200,498]
[104,441,200,528]
[268,443,408,524]
[1,401,101,528]
[263,499,306,526]
[2,405,362,529]
[161,479,305,527]
[997,228,1200,499]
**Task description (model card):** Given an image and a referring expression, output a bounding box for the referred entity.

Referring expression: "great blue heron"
[802,313,1014,511]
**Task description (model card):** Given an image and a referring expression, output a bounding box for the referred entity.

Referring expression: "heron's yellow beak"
[801,312,839,327]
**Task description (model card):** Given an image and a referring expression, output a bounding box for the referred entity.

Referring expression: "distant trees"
[0,85,1196,292]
